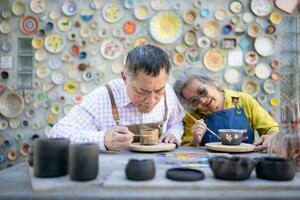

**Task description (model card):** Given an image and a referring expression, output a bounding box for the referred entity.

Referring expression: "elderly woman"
[173,67,279,152]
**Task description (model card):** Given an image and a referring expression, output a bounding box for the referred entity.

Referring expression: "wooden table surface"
[0,146,300,200]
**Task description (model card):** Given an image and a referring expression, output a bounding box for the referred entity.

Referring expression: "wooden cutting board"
[128,142,176,153]
[205,142,255,153]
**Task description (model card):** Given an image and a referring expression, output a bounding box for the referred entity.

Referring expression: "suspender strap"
[163,92,168,122]
[105,85,120,126]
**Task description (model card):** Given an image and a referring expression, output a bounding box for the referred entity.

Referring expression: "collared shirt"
[49,79,184,151]
[182,89,280,145]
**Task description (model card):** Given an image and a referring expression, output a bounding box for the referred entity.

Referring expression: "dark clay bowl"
[256,157,296,181]
[219,129,244,145]
[209,156,256,180]
[125,159,155,181]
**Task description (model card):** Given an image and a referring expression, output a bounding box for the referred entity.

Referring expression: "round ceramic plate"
[183,30,197,46]
[197,36,211,49]
[224,68,240,84]
[51,70,65,85]
[31,37,43,49]
[263,79,277,94]
[150,11,182,44]
[134,5,149,21]
[183,9,197,24]
[242,12,254,23]
[200,8,210,18]
[242,79,260,97]
[48,57,62,70]
[206,142,255,153]
[203,49,225,72]
[247,23,262,38]
[62,0,78,16]
[12,1,25,16]
[254,35,276,57]
[229,0,243,14]
[203,21,220,38]
[36,64,50,79]
[214,8,227,21]
[34,48,47,62]
[0,91,25,118]
[20,15,39,35]
[30,0,46,14]
[255,62,271,79]
[0,21,11,34]
[102,3,123,23]
[245,51,259,65]
[150,0,164,11]
[58,17,71,32]
[185,47,201,64]
[173,52,185,65]
[250,0,273,17]
[1,41,11,52]
[128,142,176,153]
[269,11,282,24]
[44,34,65,54]
[100,38,123,60]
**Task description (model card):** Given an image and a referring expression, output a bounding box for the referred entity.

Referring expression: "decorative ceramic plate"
[229,0,243,13]
[183,9,197,24]
[185,47,201,64]
[58,17,71,32]
[0,91,25,118]
[102,3,123,23]
[100,38,123,60]
[19,15,39,35]
[224,67,240,84]
[197,36,211,49]
[134,5,149,21]
[51,70,65,85]
[203,49,225,72]
[255,62,271,79]
[254,35,276,57]
[1,41,11,52]
[263,79,277,94]
[200,8,210,18]
[269,11,282,24]
[173,52,185,65]
[150,11,182,44]
[12,1,25,16]
[242,12,254,23]
[34,48,47,61]
[150,0,164,11]
[30,0,46,14]
[250,0,273,17]
[245,51,259,65]
[36,64,50,79]
[48,57,62,70]
[62,0,78,16]
[44,34,65,54]
[63,81,78,93]
[242,79,260,97]
[247,23,262,38]
[203,21,220,38]
[214,8,227,21]
[31,37,43,49]
[183,30,197,46]
[0,21,11,34]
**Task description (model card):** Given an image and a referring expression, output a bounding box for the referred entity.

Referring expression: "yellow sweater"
[181,89,280,145]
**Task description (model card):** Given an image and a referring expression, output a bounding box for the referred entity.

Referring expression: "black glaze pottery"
[209,156,256,180]
[34,138,70,178]
[219,129,244,145]
[27,145,34,167]
[125,159,155,181]
[256,157,296,181]
[166,168,205,181]
[69,143,99,181]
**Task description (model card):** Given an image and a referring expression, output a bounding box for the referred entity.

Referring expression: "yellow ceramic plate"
[203,20,220,38]
[203,49,225,72]
[31,37,43,49]
[102,3,123,23]
[269,12,282,24]
[44,34,65,54]
[150,11,183,44]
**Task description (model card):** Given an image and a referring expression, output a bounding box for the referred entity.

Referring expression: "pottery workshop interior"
[0,0,300,199]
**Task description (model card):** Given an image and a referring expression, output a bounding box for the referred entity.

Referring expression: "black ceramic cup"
[33,138,70,178]
[256,157,296,181]
[219,129,244,145]
[69,143,99,181]
[209,156,256,180]
[125,159,155,181]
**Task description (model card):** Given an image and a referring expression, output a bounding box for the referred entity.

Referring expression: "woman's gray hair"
[173,67,217,110]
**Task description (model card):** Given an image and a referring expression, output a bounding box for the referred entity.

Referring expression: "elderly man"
[49,45,183,151]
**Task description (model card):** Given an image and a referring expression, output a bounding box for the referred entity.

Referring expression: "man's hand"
[254,132,277,152]
[104,126,134,151]
[190,119,207,146]
[159,133,179,145]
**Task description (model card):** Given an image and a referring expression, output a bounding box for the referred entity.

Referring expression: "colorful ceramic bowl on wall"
[203,21,220,38]
[100,38,123,60]
[0,91,25,118]
[30,0,47,14]
[12,1,25,16]
[150,11,183,44]
[62,0,78,16]
[44,34,65,54]
[250,0,273,17]
[19,15,39,35]
[242,79,260,97]
[224,67,240,85]
[203,49,225,72]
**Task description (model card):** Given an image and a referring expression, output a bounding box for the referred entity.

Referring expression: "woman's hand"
[254,132,277,152]
[190,119,207,146]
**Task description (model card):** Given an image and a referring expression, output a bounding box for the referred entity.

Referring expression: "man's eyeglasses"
[186,86,208,107]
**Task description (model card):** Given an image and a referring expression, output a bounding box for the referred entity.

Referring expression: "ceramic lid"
[44,34,65,54]
[166,168,205,181]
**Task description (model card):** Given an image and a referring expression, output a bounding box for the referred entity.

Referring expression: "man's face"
[123,69,168,113]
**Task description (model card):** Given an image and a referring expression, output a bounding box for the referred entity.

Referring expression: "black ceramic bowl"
[69,143,99,181]
[125,159,155,181]
[209,156,256,180]
[34,138,70,178]
[256,157,296,181]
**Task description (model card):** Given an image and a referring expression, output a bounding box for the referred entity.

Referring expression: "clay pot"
[69,143,99,181]
[125,159,155,181]
[209,156,256,180]
[33,138,70,177]
[256,157,296,181]
[219,129,245,145]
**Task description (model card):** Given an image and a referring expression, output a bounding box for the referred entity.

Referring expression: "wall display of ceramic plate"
[44,34,65,54]
[80,27,91,38]
[34,48,48,62]
[36,64,50,79]
[200,8,210,18]
[62,0,78,16]
[80,10,93,22]
[185,47,201,64]
[255,62,272,79]
[31,37,43,49]
[0,21,11,34]
[51,70,65,85]
[73,94,82,104]
[150,11,183,44]
[242,12,254,23]
[173,53,185,65]
[229,0,243,14]
[245,51,259,65]
[0,91,25,118]
[263,79,277,94]
[134,5,149,21]
[250,0,273,17]
[247,23,262,38]
[100,38,123,60]
[150,0,164,11]
[102,3,123,23]
[269,11,282,24]
[30,0,47,14]
[12,1,25,16]
[80,82,94,94]
[257,94,267,104]
[48,57,62,70]
[19,15,39,35]
[0,119,8,130]
[214,8,227,21]
[242,79,260,97]
[9,118,20,129]
[254,35,276,57]
[203,49,225,72]
[203,21,220,38]
[58,17,71,32]
[183,9,198,24]
[1,41,12,52]
[183,30,197,46]
[275,0,298,14]
[49,10,60,20]
[224,67,241,84]
[197,36,211,49]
